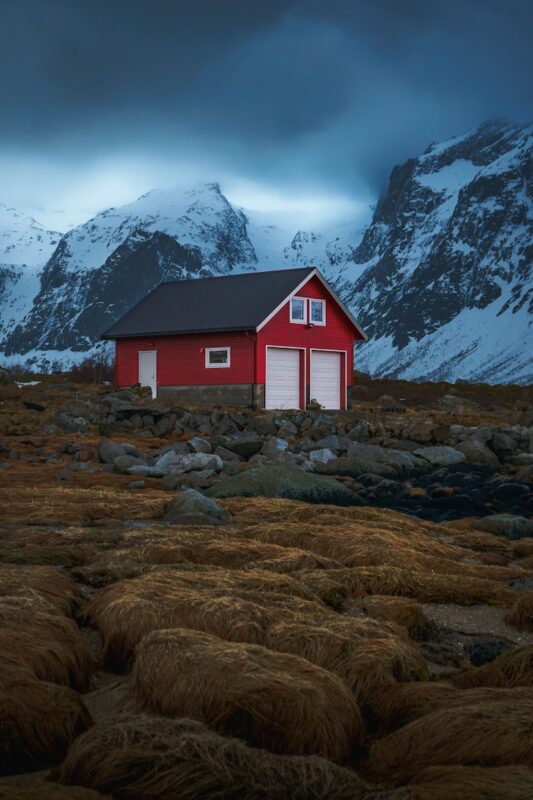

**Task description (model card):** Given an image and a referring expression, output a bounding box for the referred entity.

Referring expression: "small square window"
[205,347,231,368]
[290,297,306,323]
[310,299,325,325]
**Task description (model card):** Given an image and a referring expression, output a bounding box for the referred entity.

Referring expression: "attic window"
[290,297,306,323]
[310,299,325,325]
[205,347,231,368]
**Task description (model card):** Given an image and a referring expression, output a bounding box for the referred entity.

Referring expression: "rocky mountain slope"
[337,120,532,385]
[0,120,531,384]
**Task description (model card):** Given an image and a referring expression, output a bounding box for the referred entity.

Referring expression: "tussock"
[401,765,533,800]
[454,645,533,688]
[86,569,324,667]
[367,698,533,782]
[505,592,533,632]
[376,682,533,733]
[55,714,369,799]
[0,595,91,689]
[0,778,108,799]
[0,564,80,614]
[131,628,364,762]
[0,670,93,775]
[264,621,428,713]
[347,595,437,640]
[298,566,515,607]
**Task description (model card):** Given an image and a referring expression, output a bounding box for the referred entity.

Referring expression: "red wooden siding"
[115,330,254,389]
[256,274,357,389]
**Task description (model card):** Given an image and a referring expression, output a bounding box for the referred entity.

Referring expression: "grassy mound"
[454,645,533,688]
[0,778,108,799]
[0,671,93,775]
[347,595,437,640]
[0,564,80,615]
[403,765,533,800]
[131,628,364,762]
[367,698,533,782]
[505,592,533,632]
[55,714,369,799]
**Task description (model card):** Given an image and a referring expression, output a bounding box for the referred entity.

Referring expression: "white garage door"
[266,348,301,409]
[310,350,341,409]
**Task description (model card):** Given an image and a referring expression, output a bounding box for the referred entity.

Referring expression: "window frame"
[309,298,326,326]
[290,296,307,324]
[205,346,231,368]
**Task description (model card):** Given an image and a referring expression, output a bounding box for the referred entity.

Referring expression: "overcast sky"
[0,0,531,230]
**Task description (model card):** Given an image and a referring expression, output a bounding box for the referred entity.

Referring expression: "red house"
[101,267,366,409]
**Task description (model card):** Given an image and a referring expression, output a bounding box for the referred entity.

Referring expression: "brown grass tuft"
[0,564,80,615]
[505,592,533,632]
[131,628,364,762]
[402,765,533,800]
[0,595,91,689]
[0,670,93,775]
[454,645,533,688]
[347,595,438,640]
[367,698,533,782]
[55,713,369,800]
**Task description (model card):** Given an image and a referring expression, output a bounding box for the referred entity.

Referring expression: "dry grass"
[375,682,533,733]
[0,778,109,799]
[505,593,533,632]
[346,596,438,640]
[0,670,93,775]
[454,645,533,688]
[86,568,325,667]
[131,628,364,762]
[367,697,533,782]
[55,713,369,800]
[0,594,91,689]
[401,765,533,800]
[0,486,166,525]
[0,564,80,615]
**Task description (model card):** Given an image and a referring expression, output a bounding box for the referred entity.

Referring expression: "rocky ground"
[0,372,532,799]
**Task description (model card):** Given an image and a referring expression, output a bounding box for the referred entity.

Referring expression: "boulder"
[224,432,263,458]
[316,434,347,452]
[155,451,223,474]
[476,514,533,540]
[308,448,337,464]
[127,480,145,490]
[374,394,405,413]
[162,470,215,491]
[206,465,361,506]
[491,431,519,460]
[407,420,437,444]
[346,420,373,441]
[56,412,90,433]
[347,442,421,470]
[261,437,289,456]
[113,454,144,474]
[165,489,231,525]
[413,446,466,467]
[316,458,399,480]
[187,437,213,454]
[455,438,500,466]
[214,445,241,463]
[98,438,126,464]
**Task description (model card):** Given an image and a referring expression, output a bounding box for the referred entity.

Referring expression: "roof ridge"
[159,266,316,287]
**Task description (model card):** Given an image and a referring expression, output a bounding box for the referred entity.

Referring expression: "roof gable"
[101,266,366,340]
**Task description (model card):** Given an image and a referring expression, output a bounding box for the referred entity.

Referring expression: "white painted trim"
[256,269,318,332]
[309,298,326,326]
[205,346,231,368]
[289,296,307,324]
[309,347,348,410]
[265,345,305,410]
[255,267,367,339]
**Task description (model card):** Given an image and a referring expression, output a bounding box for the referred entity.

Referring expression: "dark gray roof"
[101,267,317,339]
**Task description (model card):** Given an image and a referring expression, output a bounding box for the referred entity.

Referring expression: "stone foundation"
[158,384,266,408]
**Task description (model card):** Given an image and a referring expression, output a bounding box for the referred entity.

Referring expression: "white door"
[266,348,301,409]
[138,350,157,397]
[310,350,341,409]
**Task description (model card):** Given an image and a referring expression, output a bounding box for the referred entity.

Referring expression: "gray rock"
[309,448,337,464]
[346,420,373,441]
[187,437,213,454]
[316,434,347,452]
[316,458,399,480]
[224,432,263,458]
[162,470,215,491]
[113,454,143,473]
[477,514,533,540]
[206,464,361,506]
[261,437,289,455]
[127,480,145,490]
[155,451,223,475]
[413,446,466,467]
[214,445,241,463]
[347,442,418,470]
[165,488,231,525]
[127,464,164,477]
[98,438,126,464]
[455,438,500,466]
[154,414,176,437]
[491,431,519,459]
[56,412,90,433]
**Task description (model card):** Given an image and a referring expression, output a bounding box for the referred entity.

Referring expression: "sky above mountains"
[1,0,531,230]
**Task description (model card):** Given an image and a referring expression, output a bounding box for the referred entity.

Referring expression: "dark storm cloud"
[0,0,531,197]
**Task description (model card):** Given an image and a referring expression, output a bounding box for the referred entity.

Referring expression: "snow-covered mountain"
[337,120,532,385]
[0,205,61,345]
[1,119,531,384]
